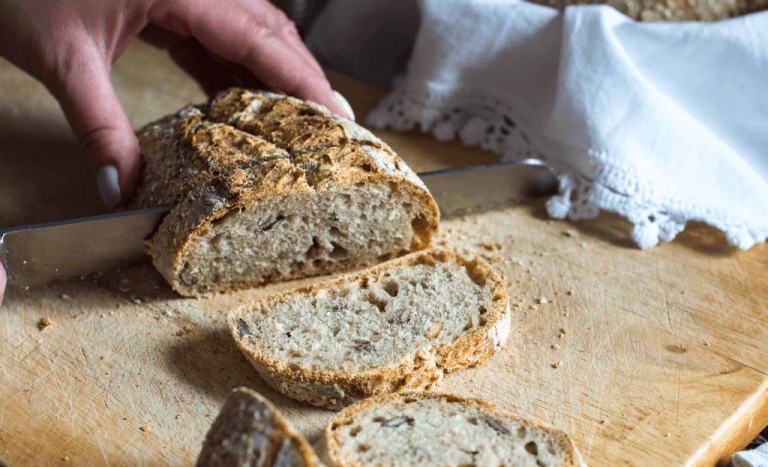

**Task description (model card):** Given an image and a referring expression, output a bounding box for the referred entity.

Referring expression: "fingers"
[46,43,141,208]
[150,0,352,119]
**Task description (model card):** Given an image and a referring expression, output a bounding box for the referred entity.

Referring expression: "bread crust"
[524,0,767,22]
[196,387,323,467]
[323,392,587,467]
[133,89,439,296]
[228,249,510,410]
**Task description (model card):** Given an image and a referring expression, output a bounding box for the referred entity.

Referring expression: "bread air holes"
[525,441,539,456]
[349,425,363,437]
[257,214,285,232]
[365,292,388,313]
[306,237,321,259]
[330,241,348,259]
[357,443,371,453]
[383,280,399,297]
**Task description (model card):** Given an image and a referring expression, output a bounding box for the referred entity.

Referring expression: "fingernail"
[97,165,121,208]
[333,90,355,121]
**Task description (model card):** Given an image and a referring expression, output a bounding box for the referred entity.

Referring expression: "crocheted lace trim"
[366,78,765,249]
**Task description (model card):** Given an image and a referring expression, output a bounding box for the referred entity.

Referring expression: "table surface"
[1,38,767,467]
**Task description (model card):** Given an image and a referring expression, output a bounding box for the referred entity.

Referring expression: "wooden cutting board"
[1,38,767,467]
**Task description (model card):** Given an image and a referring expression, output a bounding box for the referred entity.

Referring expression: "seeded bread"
[524,0,767,21]
[132,88,439,296]
[228,249,510,410]
[196,387,323,467]
[324,392,587,467]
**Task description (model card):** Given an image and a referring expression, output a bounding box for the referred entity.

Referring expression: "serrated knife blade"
[0,161,557,288]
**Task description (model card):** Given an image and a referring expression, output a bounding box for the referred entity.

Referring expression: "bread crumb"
[552,362,560,369]
[39,316,53,330]
[551,344,560,350]
[176,413,185,420]
[140,425,151,432]
[560,327,569,334]
[479,242,504,251]
[539,297,548,304]
[563,229,579,238]
[61,294,69,300]
[665,433,671,437]
[600,419,608,425]
[176,327,195,337]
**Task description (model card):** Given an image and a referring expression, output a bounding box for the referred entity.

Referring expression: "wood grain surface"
[1,38,767,467]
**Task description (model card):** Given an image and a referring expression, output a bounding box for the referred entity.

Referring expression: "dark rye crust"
[196,387,322,467]
[227,249,511,411]
[132,88,439,296]
[324,392,586,467]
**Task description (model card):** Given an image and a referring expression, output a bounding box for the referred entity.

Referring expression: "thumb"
[48,46,141,208]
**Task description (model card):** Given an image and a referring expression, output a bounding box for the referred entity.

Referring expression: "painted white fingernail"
[333,90,355,121]
[97,165,121,207]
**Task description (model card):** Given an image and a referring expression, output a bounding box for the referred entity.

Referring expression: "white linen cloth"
[314,0,768,249]
[733,442,768,467]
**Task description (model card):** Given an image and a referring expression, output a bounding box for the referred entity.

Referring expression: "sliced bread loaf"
[324,392,587,467]
[196,387,323,467]
[228,249,510,410]
[132,88,439,296]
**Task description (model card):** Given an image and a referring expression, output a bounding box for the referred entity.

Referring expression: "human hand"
[0,0,351,208]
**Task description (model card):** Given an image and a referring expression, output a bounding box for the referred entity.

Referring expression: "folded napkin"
[733,441,768,467]
[308,0,768,249]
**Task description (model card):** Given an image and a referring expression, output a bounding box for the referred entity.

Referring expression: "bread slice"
[228,249,510,410]
[324,392,587,467]
[196,387,323,467]
[132,88,439,296]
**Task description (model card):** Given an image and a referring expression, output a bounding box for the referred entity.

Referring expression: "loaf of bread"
[324,392,587,467]
[196,387,322,467]
[132,88,439,296]
[525,0,767,21]
[228,249,510,410]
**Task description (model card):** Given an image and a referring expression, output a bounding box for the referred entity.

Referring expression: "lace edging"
[366,80,768,250]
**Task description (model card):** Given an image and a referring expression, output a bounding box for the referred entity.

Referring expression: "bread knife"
[0,161,558,288]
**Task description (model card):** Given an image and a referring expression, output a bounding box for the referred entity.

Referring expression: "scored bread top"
[324,392,587,467]
[133,89,430,210]
[228,249,510,409]
[131,89,439,295]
